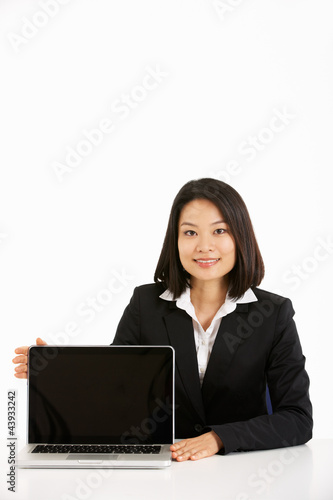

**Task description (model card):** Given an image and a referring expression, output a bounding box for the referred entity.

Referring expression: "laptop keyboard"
[32,444,162,454]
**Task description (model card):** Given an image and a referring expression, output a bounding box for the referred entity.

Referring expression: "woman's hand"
[170,430,223,461]
[12,337,47,378]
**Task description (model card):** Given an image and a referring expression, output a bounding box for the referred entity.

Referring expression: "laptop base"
[18,443,172,468]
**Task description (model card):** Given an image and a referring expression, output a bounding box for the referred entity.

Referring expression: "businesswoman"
[13,178,313,461]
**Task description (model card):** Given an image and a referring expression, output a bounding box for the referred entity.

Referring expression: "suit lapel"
[201,304,249,408]
[163,305,206,424]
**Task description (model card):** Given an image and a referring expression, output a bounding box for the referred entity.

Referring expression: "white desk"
[1,439,332,500]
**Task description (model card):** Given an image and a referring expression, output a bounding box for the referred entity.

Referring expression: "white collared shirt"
[160,286,258,385]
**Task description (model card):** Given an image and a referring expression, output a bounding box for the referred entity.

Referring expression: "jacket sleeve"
[208,298,313,455]
[111,287,141,345]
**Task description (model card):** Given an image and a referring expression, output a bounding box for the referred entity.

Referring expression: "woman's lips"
[194,258,220,268]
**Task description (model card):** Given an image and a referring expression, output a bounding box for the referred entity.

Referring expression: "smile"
[194,258,220,267]
[195,259,219,263]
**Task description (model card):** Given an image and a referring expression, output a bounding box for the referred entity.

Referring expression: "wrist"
[211,430,224,452]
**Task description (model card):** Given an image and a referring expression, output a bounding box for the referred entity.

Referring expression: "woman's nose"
[196,235,214,253]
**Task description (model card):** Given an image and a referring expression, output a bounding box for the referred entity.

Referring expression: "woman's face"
[178,199,236,287]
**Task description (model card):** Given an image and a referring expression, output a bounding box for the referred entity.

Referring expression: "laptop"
[18,345,174,468]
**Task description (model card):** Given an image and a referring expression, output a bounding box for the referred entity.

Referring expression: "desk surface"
[1,439,332,500]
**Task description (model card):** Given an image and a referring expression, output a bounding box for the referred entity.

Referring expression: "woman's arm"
[208,298,313,455]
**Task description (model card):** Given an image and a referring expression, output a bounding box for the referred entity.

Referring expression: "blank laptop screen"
[28,346,174,445]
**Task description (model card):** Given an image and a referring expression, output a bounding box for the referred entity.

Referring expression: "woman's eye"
[214,228,226,235]
[184,230,197,236]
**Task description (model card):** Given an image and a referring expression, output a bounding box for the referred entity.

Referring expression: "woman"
[13,178,313,461]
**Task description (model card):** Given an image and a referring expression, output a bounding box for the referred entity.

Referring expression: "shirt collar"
[159,286,257,304]
[160,286,257,323]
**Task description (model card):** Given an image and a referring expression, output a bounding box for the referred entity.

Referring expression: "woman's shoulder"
[129,282,172,314]
[132,282,168,301]
[134,281,167,293]
[251,286,293,308]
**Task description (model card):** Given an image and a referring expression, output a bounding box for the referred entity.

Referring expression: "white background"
[1,0,332,450]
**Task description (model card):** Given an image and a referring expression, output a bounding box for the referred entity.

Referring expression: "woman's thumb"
[36,337,48,345]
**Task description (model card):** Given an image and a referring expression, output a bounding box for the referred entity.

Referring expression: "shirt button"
[195,424,203,433]
[200,368,204,373]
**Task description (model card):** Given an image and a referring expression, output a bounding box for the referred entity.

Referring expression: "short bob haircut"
[154,178,264,300]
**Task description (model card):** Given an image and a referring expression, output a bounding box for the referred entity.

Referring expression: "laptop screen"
[28,346,174,445]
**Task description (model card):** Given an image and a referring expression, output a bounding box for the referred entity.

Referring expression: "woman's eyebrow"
[180,220,226,227]
[211,220,226,225]
[180,222,197,227]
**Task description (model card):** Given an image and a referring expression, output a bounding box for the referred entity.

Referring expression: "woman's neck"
[189,278,229,331]
[190,277,229,308]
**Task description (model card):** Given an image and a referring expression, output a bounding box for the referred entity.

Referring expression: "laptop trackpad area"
[68,454,119,463]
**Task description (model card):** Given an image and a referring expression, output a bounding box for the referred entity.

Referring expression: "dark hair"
[154,178,264,300]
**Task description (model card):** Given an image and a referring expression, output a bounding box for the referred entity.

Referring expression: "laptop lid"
[27,346,174,446]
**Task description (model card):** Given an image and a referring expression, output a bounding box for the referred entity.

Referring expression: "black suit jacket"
[112,283,312,454]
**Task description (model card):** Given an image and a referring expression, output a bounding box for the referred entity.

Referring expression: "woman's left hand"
[170,431,223,461]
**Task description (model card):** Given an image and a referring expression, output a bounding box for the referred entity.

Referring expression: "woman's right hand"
[12,337,47,379]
